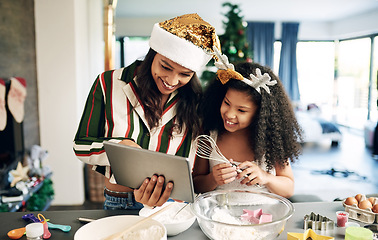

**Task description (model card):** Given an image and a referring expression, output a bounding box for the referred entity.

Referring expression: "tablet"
[103,141,195,203]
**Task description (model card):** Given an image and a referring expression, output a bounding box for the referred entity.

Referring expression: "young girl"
[73,14,221,209]
[192,57,303,198]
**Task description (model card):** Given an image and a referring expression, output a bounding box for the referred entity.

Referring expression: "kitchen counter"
[0,201,365,239]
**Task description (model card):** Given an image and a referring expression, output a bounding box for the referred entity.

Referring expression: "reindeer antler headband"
[212,46,277,94]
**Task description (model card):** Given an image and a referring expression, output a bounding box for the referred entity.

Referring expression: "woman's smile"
[161,78,177,90]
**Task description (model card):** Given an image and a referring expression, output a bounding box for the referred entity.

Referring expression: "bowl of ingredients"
[191,189,294,240]
[139,202,196,236]
[74,215,167,240]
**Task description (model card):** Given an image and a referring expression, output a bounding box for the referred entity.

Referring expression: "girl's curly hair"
[200,62,303,171]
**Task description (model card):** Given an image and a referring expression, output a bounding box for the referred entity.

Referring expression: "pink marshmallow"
[242,209,272,224]
[253,209,263,218]
[249,216,260,224]
[243,209,262,218]
[241,212,250,221]
[241,209,254,221]
[259,213,273,224]
[242,209,254,215]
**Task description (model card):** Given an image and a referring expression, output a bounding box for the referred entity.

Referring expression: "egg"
[358,199,373,210]
[344,197,358,206]
[355,194,363,203]
[372,204,378,213]
[368,197,377,205]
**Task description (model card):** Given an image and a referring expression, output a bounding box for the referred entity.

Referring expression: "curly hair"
[135,48,203,138]
[200,62,303,171]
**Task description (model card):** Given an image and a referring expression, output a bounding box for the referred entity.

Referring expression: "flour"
[153,206,193,224]
[212,208,245,224]
[210,208,270,240]
[121,225,165,240]
[142,203,194,224]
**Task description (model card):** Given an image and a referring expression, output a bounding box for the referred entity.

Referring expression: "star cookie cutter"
[288,229,334,240]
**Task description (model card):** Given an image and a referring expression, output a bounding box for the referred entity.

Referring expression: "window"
[336,38,371,129]
[274,37,377,130]
[274,41,336,119]
[370,36,378,122]
[296,41,335,120]
[115,37,149,69]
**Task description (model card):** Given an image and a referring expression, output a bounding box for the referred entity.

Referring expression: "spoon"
[173,203,190,219]
[22,213,40,223]
[47,222,71,232]
[39,220,51,239]
[7,227,25,239]
[23,213,70,232]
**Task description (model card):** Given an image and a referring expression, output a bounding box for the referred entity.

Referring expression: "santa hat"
[149,13,221,72]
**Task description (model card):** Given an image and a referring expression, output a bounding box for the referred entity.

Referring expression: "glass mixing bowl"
[191,189,294,240]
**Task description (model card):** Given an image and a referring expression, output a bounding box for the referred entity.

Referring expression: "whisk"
[193,135,239,169]
[193,134,261,187]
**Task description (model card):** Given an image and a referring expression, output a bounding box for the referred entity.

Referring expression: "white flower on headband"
[211,46,277,94]
[243,68,277,94]
[213,46,235,70]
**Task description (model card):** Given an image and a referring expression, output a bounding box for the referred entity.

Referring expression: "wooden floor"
[48,127,378,210]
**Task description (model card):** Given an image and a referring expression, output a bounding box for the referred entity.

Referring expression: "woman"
[73,13,221,209]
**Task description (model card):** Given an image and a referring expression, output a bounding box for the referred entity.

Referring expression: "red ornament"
[238,29,244,35]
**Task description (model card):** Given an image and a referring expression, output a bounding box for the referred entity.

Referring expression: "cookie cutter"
[304,212,335,232]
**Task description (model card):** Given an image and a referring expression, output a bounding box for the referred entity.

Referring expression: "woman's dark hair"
[200,62,303,171]
[135,48,202,138]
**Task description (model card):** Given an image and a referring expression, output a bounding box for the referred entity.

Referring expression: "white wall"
[34,0,103,205]
[115,17,167,37]
[331,9,378,39]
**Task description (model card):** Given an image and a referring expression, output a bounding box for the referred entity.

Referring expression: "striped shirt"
[73,61,194,180]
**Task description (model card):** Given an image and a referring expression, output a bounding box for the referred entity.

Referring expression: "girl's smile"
[224,119,237,129]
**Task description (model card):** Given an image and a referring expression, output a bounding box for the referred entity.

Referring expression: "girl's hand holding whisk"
[211,161,238,186]
[237,161,268,186]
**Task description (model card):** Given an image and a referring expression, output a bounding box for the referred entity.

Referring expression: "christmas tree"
[200,2,252,87]
[219,2,252,63]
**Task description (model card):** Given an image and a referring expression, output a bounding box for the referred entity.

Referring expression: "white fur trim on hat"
[149,23,212,72]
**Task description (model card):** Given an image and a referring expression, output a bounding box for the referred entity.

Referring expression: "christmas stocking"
[7,77,27,123]
[0,79,6,130]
